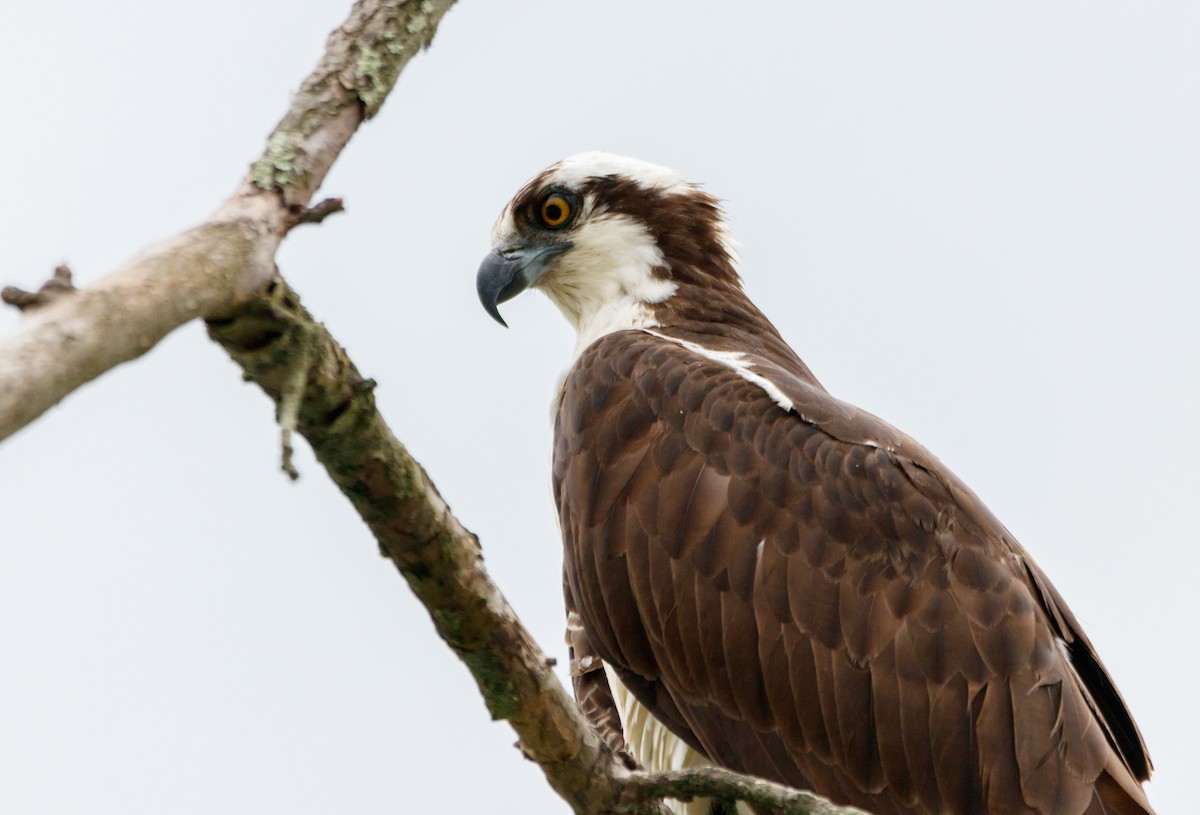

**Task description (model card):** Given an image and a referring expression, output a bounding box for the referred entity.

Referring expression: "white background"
[1,2,1195,812]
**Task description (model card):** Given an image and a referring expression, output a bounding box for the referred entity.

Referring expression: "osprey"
[476,153,1154,815]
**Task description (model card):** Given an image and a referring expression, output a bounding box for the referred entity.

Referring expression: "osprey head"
[476,152,737,345]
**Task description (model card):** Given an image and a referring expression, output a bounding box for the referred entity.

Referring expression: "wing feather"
[564,577,635,768]
[869,643,918,807]
[893,622,944,811]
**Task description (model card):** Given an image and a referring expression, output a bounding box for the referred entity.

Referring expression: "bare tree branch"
[1,264,77,312]
[292,197,347,226]
[204,278,873,815]
[621,769,874,815]
[0,0,455,442]
[205,278,636,814]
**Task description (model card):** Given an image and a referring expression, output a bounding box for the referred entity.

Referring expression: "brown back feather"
[555,329,1153,815]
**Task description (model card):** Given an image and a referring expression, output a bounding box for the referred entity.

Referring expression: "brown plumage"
[480,153,1154,815]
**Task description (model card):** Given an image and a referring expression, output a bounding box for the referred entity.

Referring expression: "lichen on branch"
[205,277,633,813]
[249,0,456,203]
[0,0,457,443]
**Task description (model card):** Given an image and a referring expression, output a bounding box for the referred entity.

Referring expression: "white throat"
[537,212,677,360]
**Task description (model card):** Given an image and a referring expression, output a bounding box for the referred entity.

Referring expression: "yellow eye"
[540,193,572,228]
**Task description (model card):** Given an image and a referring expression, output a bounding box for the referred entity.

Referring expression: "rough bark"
[0,0,455,442]
[621,770,874,815]
[206,279,636,814]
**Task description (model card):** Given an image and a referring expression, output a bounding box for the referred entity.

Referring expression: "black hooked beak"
[476,242,572,327]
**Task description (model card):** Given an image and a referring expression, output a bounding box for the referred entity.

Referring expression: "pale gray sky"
[1,2,1196,813]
